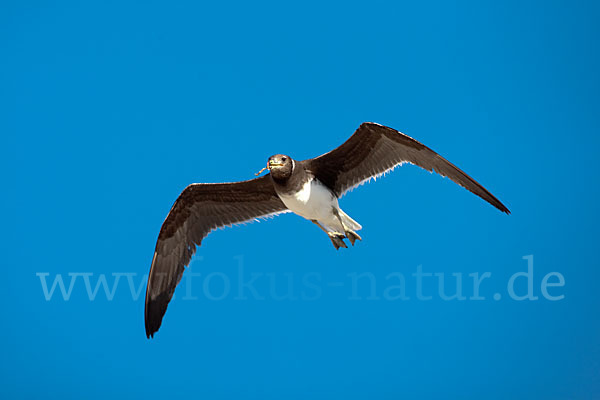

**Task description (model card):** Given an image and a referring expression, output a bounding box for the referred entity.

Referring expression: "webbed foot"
[345,230,362,246]
[328,232,348,250]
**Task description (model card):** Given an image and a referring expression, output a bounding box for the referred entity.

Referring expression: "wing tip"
[144,308,162,339]
[493,200,511,215]
[144,292,170,339]
[144,308,158,339]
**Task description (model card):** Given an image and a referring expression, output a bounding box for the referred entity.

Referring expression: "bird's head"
[266,154,293,180]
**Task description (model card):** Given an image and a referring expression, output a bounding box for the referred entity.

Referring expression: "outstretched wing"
[145,175,288,338]
[305,122,509,213]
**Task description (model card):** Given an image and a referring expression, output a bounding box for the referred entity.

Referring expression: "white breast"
[279,178,339,221]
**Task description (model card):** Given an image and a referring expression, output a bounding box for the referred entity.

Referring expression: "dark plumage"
[306,123,509,212]
[144,176,288,337]
[145,122,509,338]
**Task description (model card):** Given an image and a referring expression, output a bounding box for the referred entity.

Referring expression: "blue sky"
[2,1,599,399]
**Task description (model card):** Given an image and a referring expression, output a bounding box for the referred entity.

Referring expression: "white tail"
[339,209,362,231]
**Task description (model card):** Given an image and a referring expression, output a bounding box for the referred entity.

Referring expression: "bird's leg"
[311,220,347,250]
[331,208,362,246]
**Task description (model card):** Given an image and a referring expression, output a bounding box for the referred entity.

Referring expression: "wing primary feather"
[144,175,288,338]
[305,122,510,214]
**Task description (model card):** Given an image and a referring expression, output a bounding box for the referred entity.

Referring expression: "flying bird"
[145,122,509,337]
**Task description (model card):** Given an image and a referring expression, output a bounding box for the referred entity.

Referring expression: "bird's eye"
[282,157,287,161]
